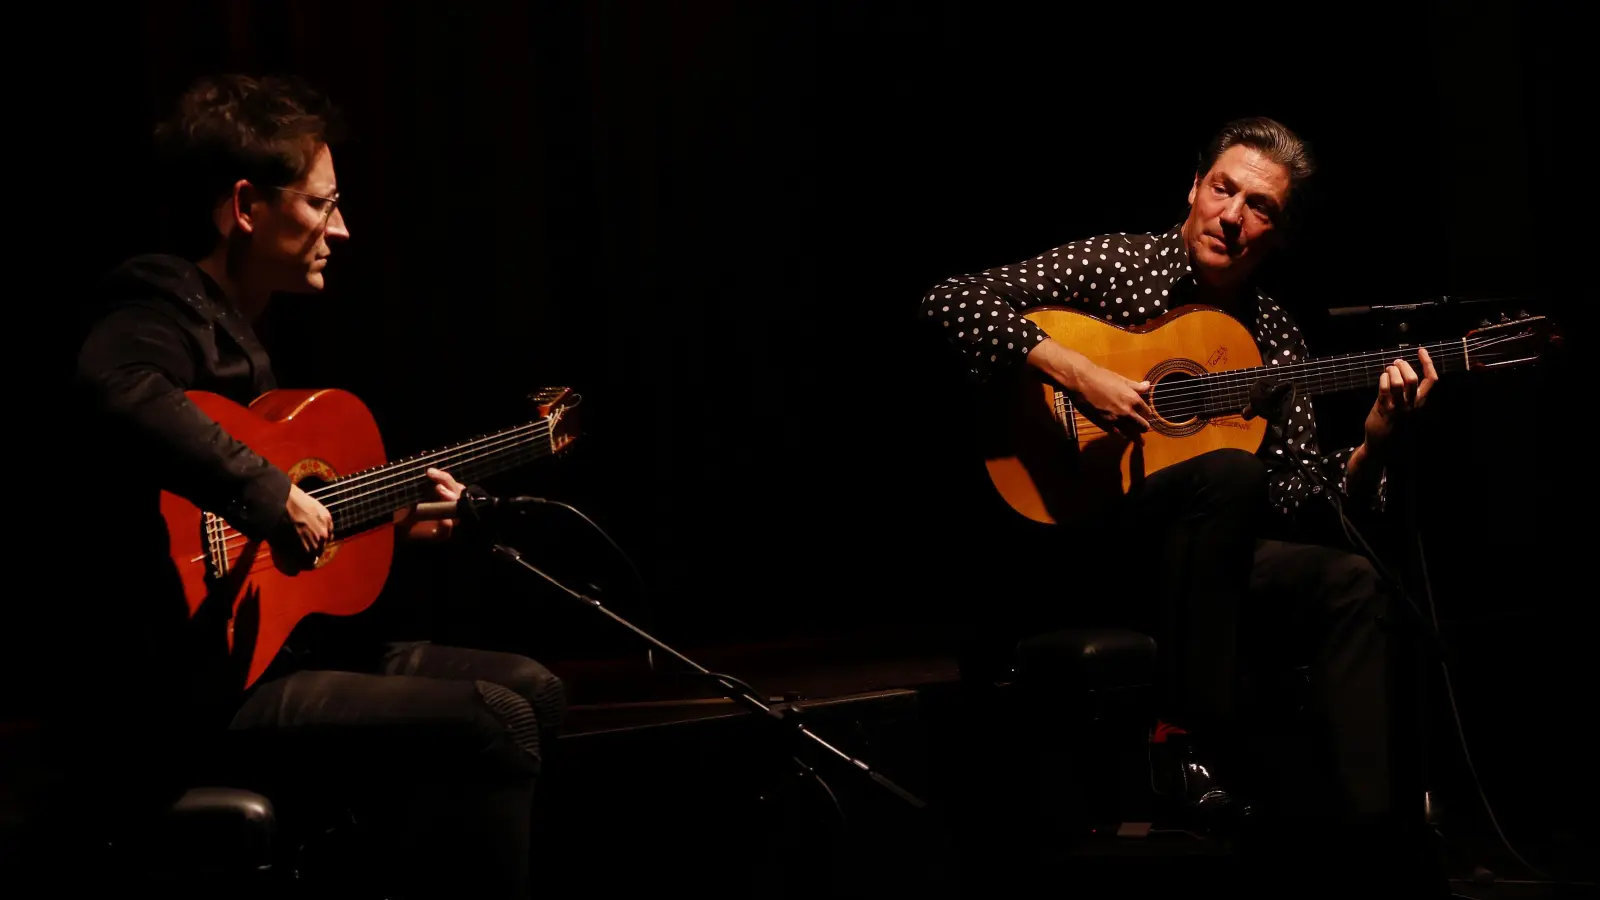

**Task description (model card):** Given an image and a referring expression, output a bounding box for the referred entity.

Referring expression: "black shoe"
[1148,725,1253,835]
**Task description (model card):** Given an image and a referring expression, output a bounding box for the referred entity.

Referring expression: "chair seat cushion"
[149,787,275,873]
[1015,626,1157,693]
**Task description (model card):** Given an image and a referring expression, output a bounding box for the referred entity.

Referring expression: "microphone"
[1241,378,1294,435]
[1328,294,1530,318]
[1326,300,1448,318]
[410,488,550,522]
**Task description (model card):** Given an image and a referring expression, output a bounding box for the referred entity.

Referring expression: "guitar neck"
[1187,338,1469,417]
[311,419,555,534]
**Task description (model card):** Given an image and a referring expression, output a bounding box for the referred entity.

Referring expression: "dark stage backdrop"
[15,0,1585,857]
[39,0,1585,829]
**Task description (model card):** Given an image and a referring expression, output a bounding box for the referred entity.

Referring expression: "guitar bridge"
[203,510,231,580]
[1054,390,1078,441]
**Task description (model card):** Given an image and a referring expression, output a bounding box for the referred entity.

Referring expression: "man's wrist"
[1346,439,1385,496]
[1355,437,1384,468]
[1027,340,1081,391]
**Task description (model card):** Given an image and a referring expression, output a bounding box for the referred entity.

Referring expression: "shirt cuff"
[224,467,293,540]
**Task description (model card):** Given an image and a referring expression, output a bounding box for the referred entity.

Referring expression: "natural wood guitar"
[160,387,581,689]
[981,305,1559,527]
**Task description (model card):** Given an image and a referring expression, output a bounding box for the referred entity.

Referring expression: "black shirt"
[918,225,1380,524]
[76,254,292,542]
[66,254,294,721]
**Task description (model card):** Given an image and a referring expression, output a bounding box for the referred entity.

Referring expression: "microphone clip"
[1241,379,1295,438]
[455,484,497,535]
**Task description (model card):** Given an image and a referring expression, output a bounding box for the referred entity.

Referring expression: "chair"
[128,785,280,894]
[963,625,1312,846]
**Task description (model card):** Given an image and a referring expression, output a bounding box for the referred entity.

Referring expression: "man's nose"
[325,206,350,241]
[1220,195,1245,226]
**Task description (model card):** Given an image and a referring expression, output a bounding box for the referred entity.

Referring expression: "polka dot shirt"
[919,224,1381,520]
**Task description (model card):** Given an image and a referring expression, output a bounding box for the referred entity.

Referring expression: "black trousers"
[223,641,566,899]
[1060,448,1396,827]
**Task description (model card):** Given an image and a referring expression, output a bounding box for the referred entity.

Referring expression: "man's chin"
[1193,246,1233,271]
[1193,250,1250,288]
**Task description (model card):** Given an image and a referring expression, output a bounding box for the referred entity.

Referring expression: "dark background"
[28,0,1590,862]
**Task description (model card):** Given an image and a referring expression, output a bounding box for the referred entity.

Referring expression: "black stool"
[103,785,279,896]
[1008,627,1161,839]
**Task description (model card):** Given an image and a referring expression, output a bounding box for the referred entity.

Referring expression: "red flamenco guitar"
[980,307,1560,528]
[160,386,581,690]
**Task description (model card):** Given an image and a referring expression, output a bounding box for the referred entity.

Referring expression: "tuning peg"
[1517,309,1531,319]
[1499,312,1512,323]
[1479,318,1492,328]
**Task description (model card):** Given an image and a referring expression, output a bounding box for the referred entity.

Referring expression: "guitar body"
[160,388,394,690]
[980,305,1268,527]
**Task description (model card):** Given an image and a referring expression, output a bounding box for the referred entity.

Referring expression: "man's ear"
[225,179,265,236]
[1187,171,1199,207]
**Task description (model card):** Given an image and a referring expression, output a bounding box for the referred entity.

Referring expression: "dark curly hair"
[152,74,344,259]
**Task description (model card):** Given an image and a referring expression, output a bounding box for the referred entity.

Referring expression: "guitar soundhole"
[1146,358,1211,438]
[1152,372,1197,425]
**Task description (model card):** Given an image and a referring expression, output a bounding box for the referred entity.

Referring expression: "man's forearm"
[1343,440,1383,504]
[1026,339,1087,391]
[92,367,291,537]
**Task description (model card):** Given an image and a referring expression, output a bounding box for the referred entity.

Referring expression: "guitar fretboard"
[1157,338,1472,420]
[310,419,554,535]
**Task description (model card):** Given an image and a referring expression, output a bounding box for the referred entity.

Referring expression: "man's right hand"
[1027,340,1152,440]
[278,483,333,560]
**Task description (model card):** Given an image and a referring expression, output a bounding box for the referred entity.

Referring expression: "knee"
[471,680,545,774]
[1196,448,1268,502]
[498,656,566,728]
[1328,554,1388,621]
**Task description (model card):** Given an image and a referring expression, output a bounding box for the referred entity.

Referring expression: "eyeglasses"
[273,186,341,222]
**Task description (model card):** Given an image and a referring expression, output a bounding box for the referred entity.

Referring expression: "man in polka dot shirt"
[921,118,1441,889]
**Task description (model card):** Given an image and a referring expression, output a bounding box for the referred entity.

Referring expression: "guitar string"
[228,333,1501,521]
[204,424,554,556]
[1087,336,1489,419]
[196,330,1537,562]
[1065,352,1466,431]
[1088,327,1531,410]
[1137,349,1468,420]
[309,421,551,504]
[1097,339,1468,411]
[202,455,548,569]
[1059,334,1503,435]
[201,424,558,559]
[207,336,1493,556]
[204,422,553,550]
[1068,348,1459,435]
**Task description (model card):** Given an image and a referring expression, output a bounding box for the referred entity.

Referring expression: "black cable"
[1283,448,1437,644]
[1276,417,1552,882]
[705,671,764,702]
[791,756,848,826]
[1407,487,1552,883]
[534,498,659,672]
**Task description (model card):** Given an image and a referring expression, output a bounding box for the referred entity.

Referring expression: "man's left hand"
[398,467,467,542]
[1362,346,1439,457]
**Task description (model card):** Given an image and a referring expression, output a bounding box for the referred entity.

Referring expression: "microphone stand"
[443,489,929,816]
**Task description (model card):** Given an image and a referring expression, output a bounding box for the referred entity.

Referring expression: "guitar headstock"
[529,387,582,454]
[1463,314,1563,370]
